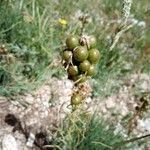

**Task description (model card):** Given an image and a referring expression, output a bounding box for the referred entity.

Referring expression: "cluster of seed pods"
[62,35,100,109]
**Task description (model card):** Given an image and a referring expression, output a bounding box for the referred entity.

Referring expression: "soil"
[0,74,150,150]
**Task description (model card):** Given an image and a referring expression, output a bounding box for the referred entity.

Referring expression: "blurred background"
[0,0,149,97]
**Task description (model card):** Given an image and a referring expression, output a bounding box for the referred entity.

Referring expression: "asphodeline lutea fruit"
[62,34,100,109]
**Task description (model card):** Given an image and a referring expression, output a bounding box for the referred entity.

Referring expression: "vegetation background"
[0,0,149,96]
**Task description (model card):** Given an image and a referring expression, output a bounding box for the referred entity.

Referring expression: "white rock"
[140,81,149,91]
[64,80,73,89]
[26,133,35,148]
[144,119,150,132]
[121,106,128,116]
[138,119,150,132]
[2,134,18,150]
[106,98,115,109]
[101,107,107,113]
[129,18,138,24]
[86,97,92,103]
[25,94,34,104]
[138,21,146,27]
[114,123,127,138]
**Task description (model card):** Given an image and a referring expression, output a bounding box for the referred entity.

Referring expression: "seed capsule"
[71,94,82,105]
[88,49,100,64]
[67,65,78,76]
[73,46,88,62]
[87,65,96,76]
[79,60,90,72]
[66,35,79,50]
[63,50,72,62]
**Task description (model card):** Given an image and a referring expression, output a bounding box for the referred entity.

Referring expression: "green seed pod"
[71,94,82,105]
[63,50,72,62]
[67,65,78,76]
[87,65,96,76]
[73,46,88,62]
[79,60,90,72]
[89,35,97,48]
[88,49,100,64]
[66,35,79,50]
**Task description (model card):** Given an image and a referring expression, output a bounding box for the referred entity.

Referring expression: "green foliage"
[0,0,149,98]
[0,0,63,96]
[76,119,122,150]
[52,112,125,150]
[0,67,12,85]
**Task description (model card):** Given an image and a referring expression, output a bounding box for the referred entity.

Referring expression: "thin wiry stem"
[92,141,112,149]
[122,0,133,25]
[109,0,133,51]
[43,145,62,150]
[109,23,135,51]
[113,134,150,148]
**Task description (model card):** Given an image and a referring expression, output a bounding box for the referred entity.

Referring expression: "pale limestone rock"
[26,133,35,148]
[2,134,18,150]
[106,97,115,109]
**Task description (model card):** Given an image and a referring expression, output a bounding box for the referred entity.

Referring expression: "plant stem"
[113,134,150,148]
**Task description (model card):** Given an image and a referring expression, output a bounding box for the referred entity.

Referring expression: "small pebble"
[2,134,18,150]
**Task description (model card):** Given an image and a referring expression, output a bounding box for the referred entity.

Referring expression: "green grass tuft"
[51,112,130,150]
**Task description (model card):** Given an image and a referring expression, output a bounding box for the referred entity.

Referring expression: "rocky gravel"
[0,73,150,150]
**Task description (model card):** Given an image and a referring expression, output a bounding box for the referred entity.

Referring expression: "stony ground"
[0,73,150,150]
